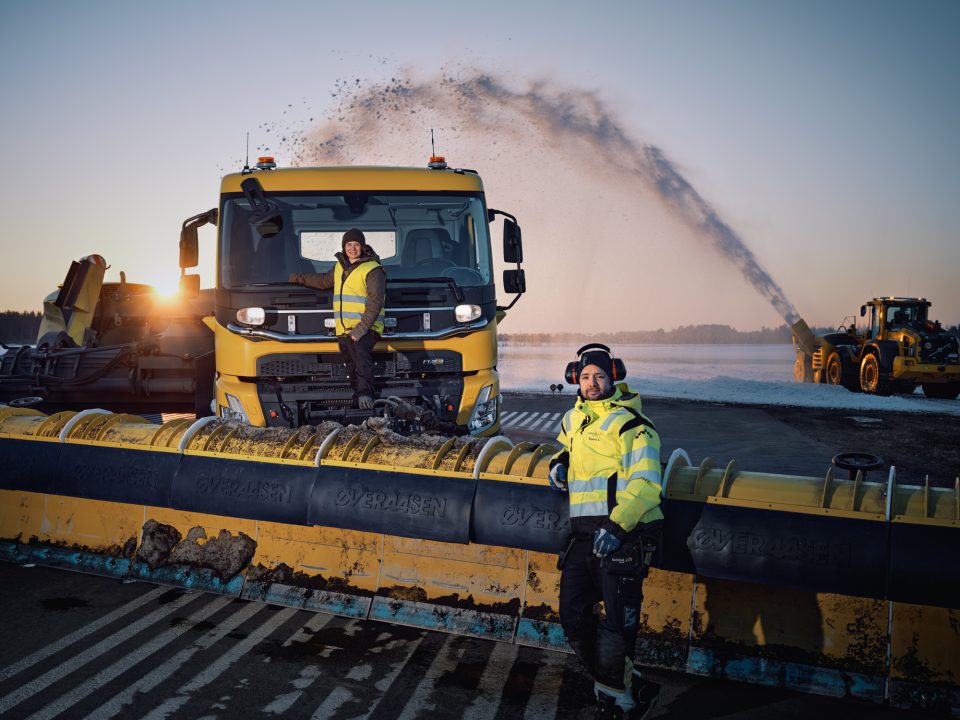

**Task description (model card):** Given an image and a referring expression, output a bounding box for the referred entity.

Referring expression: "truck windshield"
[219,193,493,289]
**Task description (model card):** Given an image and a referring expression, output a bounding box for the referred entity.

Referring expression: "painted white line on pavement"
[499,411,518,424]
[28,595,234,720]
[396,634,461,720]
[536,413,562,433]
[462,641,518,720]
[0,590,196,715]
[503,412,529,428]
[140,606,298,720]
[348,635,425,720]
[309,686,353,719]
[516,412,542,428]
[83,600,266,720]
[0,585,170,683]
[523,650,567,720]
[260,613,335,714]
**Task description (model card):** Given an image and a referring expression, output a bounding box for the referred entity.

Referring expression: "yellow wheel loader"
[792,297,960,398]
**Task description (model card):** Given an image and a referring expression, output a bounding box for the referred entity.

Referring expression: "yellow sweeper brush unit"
[0,408,957,714]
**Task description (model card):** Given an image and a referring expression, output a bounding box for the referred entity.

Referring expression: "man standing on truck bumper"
[549,345,663,720]
[289,228,386,409]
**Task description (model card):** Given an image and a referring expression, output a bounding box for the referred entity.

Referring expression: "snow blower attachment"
[0,411,958,712]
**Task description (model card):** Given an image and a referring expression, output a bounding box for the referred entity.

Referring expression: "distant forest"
[0,311,41,344]
[2,312,957,347]
[502,322,960,345]
[501,324,800,345]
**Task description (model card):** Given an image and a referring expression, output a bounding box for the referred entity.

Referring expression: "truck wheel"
[922,383,960,400]
[860,354,891,396]
[793,353,812,383]
[825,353,843,386]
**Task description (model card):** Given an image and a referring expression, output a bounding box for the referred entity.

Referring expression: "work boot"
[358,395,374,410]
[594,691,625,720]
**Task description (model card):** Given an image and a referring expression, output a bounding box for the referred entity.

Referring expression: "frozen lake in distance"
[498,343,960,416]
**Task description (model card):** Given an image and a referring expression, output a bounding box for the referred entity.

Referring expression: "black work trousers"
[338,331,378,399]
[559,535,649,690]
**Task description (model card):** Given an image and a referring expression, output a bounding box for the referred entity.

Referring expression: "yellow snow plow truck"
[791,297,960,398]
[181,156,525,434]
[0,156,526,433]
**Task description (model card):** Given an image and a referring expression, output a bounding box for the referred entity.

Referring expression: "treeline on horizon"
[501,322,960,345]
[0,311,41,344]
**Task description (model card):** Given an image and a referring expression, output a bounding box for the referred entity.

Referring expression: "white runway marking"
[140,606,298,720]
[502,411,529,428]
[462,642,518,720]
[348,635,425,720]
[28,596,234,720]
[84,600,266,720]
[516,412,542,428]
[261,613,335,714]
[396,634,460,720]
[0,585,169,683]
[0,590,196,715]
[523,650,567,720]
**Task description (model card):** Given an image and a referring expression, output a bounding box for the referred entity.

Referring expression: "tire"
[825,353,843,386]
[922,383,960,400]
[860,353,891,396]
[793,353,812,383]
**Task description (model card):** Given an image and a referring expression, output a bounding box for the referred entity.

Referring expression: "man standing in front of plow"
[549,344,663,720]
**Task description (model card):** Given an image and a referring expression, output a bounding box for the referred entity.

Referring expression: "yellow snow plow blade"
[1,409,958,712]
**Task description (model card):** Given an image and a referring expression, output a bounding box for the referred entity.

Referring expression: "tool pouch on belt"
[601,533,659,577]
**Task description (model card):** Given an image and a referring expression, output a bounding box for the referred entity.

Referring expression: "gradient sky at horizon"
[1,0,958,330]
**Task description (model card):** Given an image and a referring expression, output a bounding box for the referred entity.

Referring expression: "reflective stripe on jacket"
[333,259,385,336]
[553,384,663,534]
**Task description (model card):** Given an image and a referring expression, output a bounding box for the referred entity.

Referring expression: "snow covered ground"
[499,343,960,416]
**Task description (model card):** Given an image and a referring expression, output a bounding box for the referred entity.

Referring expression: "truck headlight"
[221,393,250,423]
[455,304,481,323]
[236,307,266,326]
[468,384,499,433]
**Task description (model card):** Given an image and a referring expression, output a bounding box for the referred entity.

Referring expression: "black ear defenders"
[564,343,627,384]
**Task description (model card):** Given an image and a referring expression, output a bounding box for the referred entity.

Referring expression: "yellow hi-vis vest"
[333,259,384,336]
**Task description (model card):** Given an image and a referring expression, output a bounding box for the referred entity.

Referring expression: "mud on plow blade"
[0,408,958,715]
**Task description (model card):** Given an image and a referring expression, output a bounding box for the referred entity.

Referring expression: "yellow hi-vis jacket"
[553,384,663,535]
[334,259,385,337]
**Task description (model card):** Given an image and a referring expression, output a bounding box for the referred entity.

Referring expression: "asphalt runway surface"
[1,392,951,719]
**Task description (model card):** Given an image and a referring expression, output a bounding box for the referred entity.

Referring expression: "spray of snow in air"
[274,71,800,328]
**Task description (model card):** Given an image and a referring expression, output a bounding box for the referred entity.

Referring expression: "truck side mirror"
[504,269,526,294]
[179,208,217,269]
[180,225,199,269]
[860,305,866,317]
[503,219,523,264]
[179,273,200,298]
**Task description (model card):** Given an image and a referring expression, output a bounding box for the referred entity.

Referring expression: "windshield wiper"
[387,277,463,302]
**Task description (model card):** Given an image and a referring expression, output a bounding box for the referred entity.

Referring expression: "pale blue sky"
[1,0,958,330]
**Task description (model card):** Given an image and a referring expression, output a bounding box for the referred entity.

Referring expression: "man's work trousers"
[559,536,648,690]
[338,331,378,400]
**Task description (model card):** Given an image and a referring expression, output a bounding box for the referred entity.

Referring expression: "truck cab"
[180,158,525,433]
